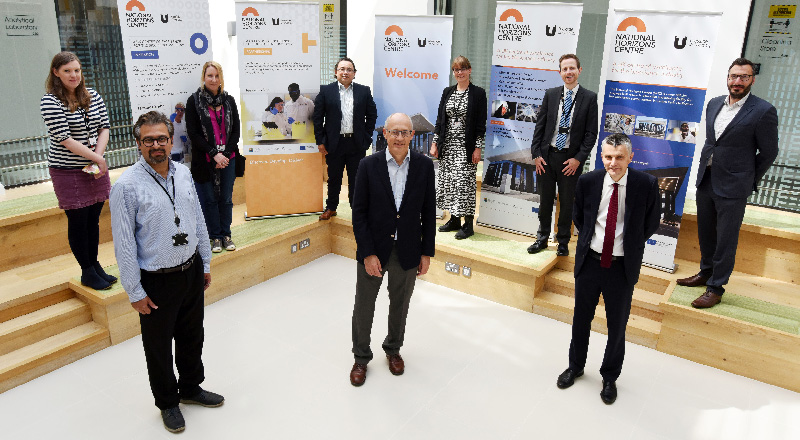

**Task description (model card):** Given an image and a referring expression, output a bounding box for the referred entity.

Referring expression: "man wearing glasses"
[348,113,436,386]
[110,111,223,433]
[677,58,779,308]
[313,57,378,220]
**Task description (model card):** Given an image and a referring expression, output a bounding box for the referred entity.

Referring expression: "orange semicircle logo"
[499,9,523,22]
[242,7,259,16]
[385,25,403,36]
[617,17,646,32]
[125,0,145,11]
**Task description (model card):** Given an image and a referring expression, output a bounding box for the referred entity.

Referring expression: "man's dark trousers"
[352,246,417,364]
[139,255,205,410]
[537,148,580,244]
[326,136,364,211]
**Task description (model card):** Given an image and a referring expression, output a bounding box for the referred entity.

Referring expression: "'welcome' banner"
[479,2,583,236]
[372,15,453,155]
[597,10,722,271]
[117,0,213,119]
[236,1,322,218]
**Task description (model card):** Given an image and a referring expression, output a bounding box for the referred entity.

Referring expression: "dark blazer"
[573,168,660,285]
[312,81,378,156]
[696,93,779,198]
[185,93,241,184]
[433,83,487,158]
[352,150,436,271]
[531,85,598,163]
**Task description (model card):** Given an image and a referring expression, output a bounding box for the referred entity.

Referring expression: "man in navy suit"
[348,113,436,387]
[677,58,779,308]
[528,54,598,257]
[556,133,660,404]
[313,57,378,220]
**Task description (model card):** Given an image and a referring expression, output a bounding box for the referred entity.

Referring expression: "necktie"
[601,183,619,269]
[555,89,573,150]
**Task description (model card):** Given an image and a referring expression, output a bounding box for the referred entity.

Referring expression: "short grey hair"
[602,133,632,155]
[384,112,413,129]
[133,110,174,141]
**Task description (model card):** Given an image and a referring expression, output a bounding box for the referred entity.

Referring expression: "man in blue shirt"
[349,113,436,386]
[110,111,222,433]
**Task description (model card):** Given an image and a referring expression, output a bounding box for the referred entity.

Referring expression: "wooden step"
[0,322,109,393]
[0,298,92,355]
[0,288,74,324]
[543,268,665,316]
[533,289,661,349]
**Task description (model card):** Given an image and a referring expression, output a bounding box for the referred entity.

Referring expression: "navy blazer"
[531,85,598,164]
[352,150,436,271]
[312,81,378,156]
[432,83,487,159]
[573,168,660,285]
[696,93,779,198]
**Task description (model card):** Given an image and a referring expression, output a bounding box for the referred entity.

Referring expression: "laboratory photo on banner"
[665,120,697,143]
[240,89,318,145]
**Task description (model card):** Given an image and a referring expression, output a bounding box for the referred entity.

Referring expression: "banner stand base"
[475,221,537,238]
[245,211,323,221]
[643,261,677,274]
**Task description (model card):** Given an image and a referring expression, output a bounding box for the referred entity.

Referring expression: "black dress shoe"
[676,273,708,287]
[556,368,583,389]
[161,406,185,433]
[180,388,225,407]
[600,380,617,404]
[439,216,461,232]
[556,243,569,256]
[527,239,548,254]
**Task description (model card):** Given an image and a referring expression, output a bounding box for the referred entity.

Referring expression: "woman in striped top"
[40,51,115,291]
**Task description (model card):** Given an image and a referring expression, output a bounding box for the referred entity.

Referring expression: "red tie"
[601,183,619,269]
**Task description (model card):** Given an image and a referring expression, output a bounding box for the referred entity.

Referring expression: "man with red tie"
[556,133,660,405]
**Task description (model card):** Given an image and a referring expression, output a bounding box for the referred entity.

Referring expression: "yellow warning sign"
[769,5,796,17]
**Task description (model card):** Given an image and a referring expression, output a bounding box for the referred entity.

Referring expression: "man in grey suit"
[528,54,598,257]
[677,58,779,308]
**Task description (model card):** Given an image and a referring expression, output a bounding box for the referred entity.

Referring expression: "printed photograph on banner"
[481,160,537,202]
[634,116,667,139]
[665,120,697,143]
[604,113,636,135]
[240,90,318,144]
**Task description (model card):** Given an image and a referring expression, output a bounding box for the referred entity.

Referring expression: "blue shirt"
[110,157,212,302]
[385,147,410,240]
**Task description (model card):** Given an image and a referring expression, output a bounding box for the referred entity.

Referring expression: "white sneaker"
[211,238,223,253]
[223,236,236,251]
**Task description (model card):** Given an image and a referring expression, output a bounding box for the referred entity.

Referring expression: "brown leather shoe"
[319,209,337,221]
[386,353,404,376]
[677,273,709,287]
[350,363,367,386]
[691,289,722,308]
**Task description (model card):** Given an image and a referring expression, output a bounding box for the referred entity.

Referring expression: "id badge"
[216,144,225,152]
[88,136,98,147]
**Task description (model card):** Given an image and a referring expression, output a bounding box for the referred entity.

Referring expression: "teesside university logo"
[497,9,530,41]
[241,7,316,54]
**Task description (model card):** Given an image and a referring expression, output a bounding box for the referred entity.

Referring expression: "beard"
[145,148,168,165]
[728,82,752,100]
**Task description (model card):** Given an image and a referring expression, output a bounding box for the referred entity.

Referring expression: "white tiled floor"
[2,254,798,439]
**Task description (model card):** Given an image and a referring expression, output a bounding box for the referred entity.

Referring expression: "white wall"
[601,0,753,199]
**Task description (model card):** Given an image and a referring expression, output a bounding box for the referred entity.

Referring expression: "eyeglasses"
[175,107,185,111]
[728,74,753,81]
[386,130,413,138]
[453,68,469,74]
[337,67,354,73]
[140,136,170,147]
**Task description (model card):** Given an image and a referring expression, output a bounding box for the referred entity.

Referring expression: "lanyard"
[141,164,182,230]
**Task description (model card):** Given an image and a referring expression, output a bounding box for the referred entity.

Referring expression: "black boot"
[439,215,461,232]
[93,261,118,284]
[81,266,112,291]
[455,216,475,240]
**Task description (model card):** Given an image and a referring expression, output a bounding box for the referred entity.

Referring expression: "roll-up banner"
[479,2,583,236]
[117,0,213,119]
[597,10,722,272]
[236,1,322,219]
[371,15,453,155]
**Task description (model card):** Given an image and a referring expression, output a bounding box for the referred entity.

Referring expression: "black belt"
[550,146,569,153]
[340,133,354,138]
[143,253,196,274]
[588,249,621,262]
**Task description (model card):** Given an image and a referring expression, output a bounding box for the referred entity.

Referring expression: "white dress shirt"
[590,170,628,256]
[709,93,750,166]
[339,82,354,134]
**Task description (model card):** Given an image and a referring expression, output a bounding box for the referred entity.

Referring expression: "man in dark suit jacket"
[556,133,660,405]
[677,58,779,308]
[348,113,436,387]
[528,54,598,257]
[313,57,378,220]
